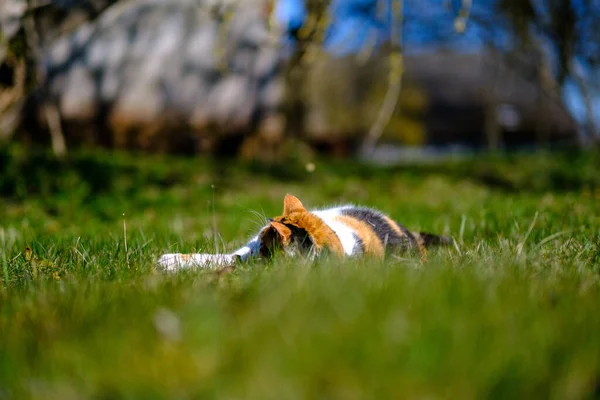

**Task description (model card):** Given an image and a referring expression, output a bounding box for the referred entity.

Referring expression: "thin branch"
[22,0,67,157]
[44,103,67,157]
[454,0,472,33]
[356,0,387,65]
[360,0,404,156]
[0,58,25,142]
[213,2,235,72]
[282,0,329,139]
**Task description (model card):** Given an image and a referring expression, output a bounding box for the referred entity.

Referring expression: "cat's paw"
[157,253,186,271]
[157,253,238,271]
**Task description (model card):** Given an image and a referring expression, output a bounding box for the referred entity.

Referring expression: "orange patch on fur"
[283,194,307,215]
[180,254,192,262]
[383,216,407,238]
[412,232,429,257]
[419,243,428,260]
[334,215,384,258]
[269,221,292,244]
[259,225,288,257]
[273,212,345,257]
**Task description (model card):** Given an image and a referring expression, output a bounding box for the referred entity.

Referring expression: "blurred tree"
[478,0,600,145]
[1,0,28,143]
[3,0,597,156]
[1,0,118,156]
[280,0,329,140]
[277,0,406,154]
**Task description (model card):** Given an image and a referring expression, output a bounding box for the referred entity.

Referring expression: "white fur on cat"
[158,253,239,271]
[158,205,360,270]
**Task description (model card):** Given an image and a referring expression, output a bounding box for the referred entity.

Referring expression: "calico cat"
[158,194,452,270]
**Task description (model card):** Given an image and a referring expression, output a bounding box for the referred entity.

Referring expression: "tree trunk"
[484,101,502,150]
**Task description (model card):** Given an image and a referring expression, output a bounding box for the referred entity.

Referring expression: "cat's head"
[259,194,318,258]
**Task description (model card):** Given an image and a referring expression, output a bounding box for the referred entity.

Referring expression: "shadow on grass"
[1,146,599,202]
[320,150,600,194]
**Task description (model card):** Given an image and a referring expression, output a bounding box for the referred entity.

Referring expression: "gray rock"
[60,64,96,119]
[0,0,26,40]
[35,0,285,153]
[49,37,73,66]
[259,77,284,111]
[113,80,163,122]
[208,74,255,127]
[101,70,120,100]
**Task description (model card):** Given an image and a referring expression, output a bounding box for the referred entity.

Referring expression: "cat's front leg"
[157,253,238,271]
[158,231,264,271]
[232,234,262,262]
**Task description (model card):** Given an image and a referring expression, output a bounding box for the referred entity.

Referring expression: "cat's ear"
[269,220,292,243]
[283,194,306,215]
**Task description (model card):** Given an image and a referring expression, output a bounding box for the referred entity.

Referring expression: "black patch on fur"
[288,225,314,254]
[259,226,282,257]
[352,233,364,254]
[417,232,454,246]
[259,225,315,257]
[341,207,417,250]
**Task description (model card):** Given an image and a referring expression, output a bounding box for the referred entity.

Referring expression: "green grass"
[1,146,600,399]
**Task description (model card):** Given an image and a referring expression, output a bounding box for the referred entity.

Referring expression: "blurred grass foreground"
[1,0,600,398]
[1,148,600,398]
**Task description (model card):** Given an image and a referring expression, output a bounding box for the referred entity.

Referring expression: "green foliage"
[305,54,428,145]
[1,147,600,398]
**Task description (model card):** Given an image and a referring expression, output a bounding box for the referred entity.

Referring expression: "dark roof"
[403,50,577,134]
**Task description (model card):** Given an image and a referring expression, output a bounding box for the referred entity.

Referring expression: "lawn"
[1,146,599,399]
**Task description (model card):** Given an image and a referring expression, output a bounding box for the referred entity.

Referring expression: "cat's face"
[259,194,317,258]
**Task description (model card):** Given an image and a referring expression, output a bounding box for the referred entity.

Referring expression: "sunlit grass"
[1,147,599,399]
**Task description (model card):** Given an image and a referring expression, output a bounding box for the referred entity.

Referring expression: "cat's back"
[312,204,417,256]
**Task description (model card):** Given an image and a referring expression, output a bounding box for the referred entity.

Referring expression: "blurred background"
[0,0,599,162]
[2,4,600,397]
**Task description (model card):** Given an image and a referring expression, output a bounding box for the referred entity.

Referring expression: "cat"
[158,194,453,270]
